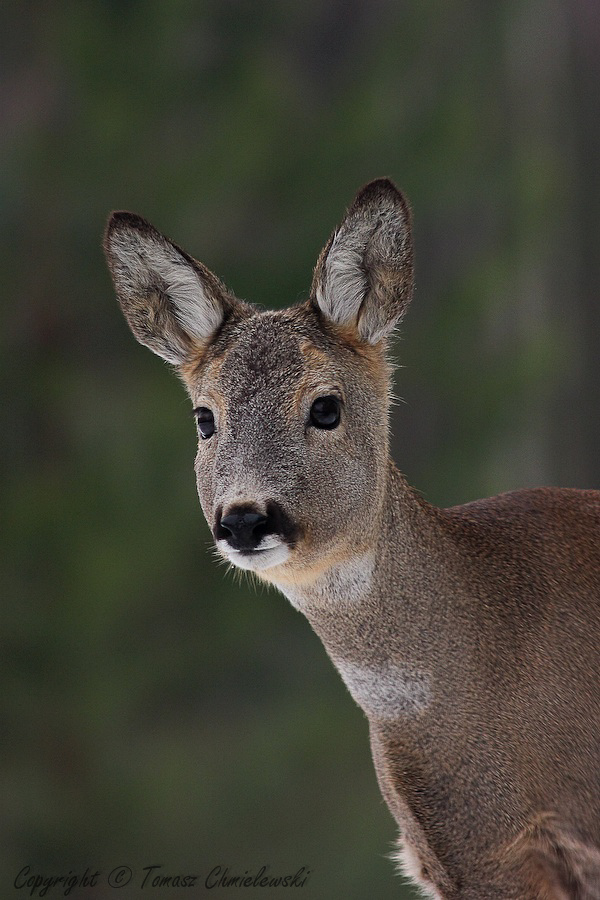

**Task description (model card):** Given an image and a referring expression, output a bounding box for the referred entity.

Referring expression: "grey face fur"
[191,304,390,582]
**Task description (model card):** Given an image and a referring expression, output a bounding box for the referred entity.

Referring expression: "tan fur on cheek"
[178,346,225,393]
[255,538,374,590]
[328,324,392,402]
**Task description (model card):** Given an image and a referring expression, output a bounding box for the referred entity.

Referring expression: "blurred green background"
[2,2,600,898]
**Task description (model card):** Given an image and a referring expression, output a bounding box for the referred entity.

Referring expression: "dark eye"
[195,407,215,439]
[309,395,341,430]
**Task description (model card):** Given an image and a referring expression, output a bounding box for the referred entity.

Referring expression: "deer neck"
[273,460,449,609]
[268,462,460,721]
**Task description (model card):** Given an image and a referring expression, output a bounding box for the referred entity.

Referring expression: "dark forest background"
[2,2,600,898]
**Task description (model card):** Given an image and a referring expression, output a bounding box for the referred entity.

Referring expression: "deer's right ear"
[311,179,414,345]
[104,212,233,365]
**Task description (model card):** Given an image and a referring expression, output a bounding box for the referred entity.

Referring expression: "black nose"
[215,506,270,552]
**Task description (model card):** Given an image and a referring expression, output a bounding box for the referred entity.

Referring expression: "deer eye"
[195,407,215,439]
[309,395,341,430]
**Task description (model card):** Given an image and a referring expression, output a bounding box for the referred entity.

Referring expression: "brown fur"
[104,180,600,898]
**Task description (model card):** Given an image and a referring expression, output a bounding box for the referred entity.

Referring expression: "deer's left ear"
[311,179,414,344]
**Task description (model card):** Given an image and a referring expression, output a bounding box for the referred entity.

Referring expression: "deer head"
[104,180,413,590]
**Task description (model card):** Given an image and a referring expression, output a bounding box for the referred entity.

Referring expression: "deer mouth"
[219,537,292,572]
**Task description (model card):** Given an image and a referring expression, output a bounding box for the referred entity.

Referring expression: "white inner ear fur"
[314,199,410,342]
[110,228,223,341]
[315,225,370,327]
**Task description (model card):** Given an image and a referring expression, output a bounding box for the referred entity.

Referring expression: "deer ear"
[311,179,414,344]
[104,212,234,365]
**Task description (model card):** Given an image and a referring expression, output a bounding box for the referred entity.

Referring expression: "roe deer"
[104,180,600,899]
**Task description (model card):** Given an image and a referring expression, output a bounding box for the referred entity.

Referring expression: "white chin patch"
[217,537,291,572]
